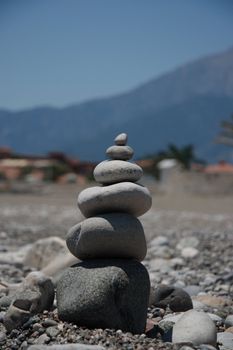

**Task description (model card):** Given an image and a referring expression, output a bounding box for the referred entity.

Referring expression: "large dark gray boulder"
[57,259,150,334]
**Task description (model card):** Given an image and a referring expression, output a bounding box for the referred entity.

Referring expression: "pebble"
[66,213,147,261]
[77,182,152,218]
[32,323,43,331]
[0,331,6,343]
[34,333,50,344]
[150,284,193,312]
[0,295,13,309]
[181,247,199,258]
[170,258,185,269]
[149,258,171,273]
[45,326,60,338]
[93,160,143,184]
[225,315,233,328]
[149,236,169,247]
[172,310,217,346]
[149,245,173,259]
[106,145,134,160]
[42,319,58,327]
[217,332,233,349]
[0,312,5,322]
[3,271,54,332]
[114,133,128,145]
[176,237,200,250]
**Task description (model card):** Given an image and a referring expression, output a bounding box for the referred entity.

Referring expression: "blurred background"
[0,0,233,202]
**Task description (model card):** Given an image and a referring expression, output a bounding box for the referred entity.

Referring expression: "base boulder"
[57,259,150,334]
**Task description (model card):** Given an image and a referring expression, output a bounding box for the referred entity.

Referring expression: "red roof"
[204,161,233,174]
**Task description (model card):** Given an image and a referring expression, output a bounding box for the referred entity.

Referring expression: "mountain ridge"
[1,46,233,162]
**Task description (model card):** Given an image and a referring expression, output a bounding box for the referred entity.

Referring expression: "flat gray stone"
[114,133,128,146]
[93,160,143,184]
[66,213,147,261]
[217,332,233,349]
[172,310,217,346]
[57,259,150,334]
[106,145,134,160]
[78,182,152,218]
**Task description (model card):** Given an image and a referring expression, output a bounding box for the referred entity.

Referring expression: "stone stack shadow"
[57,133,152,334]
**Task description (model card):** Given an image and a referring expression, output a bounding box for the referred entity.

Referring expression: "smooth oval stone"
[225,315,233,328]
[77,182,152,218]
[106,145,134,160]
[57,259,150,334]
[114,133,128,145]
[172,310,217,346]
[66,213,147,261]
[93,160,143,184]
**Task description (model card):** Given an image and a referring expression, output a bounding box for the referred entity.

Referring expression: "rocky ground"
[0,185,233,349]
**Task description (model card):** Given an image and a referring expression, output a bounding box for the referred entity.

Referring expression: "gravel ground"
[0,185,233,349]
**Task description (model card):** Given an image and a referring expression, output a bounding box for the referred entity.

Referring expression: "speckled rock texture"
[57,259,150,334]
[66,213,147,261]
[93,160,143,184]
[77,182,152,218]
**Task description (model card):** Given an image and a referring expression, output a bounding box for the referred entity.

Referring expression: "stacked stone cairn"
[57,133,152,334]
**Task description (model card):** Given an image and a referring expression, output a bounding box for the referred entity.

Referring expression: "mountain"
[1,46,233,162]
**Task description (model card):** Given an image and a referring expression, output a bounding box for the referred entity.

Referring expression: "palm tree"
[166,144,196,170]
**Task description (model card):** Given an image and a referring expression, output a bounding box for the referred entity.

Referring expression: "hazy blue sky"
[1,0,233,110]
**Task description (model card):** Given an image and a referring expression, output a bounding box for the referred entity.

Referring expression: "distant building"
[0,147,12,159]
[0,148,96,183]
[203,161,233,174]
